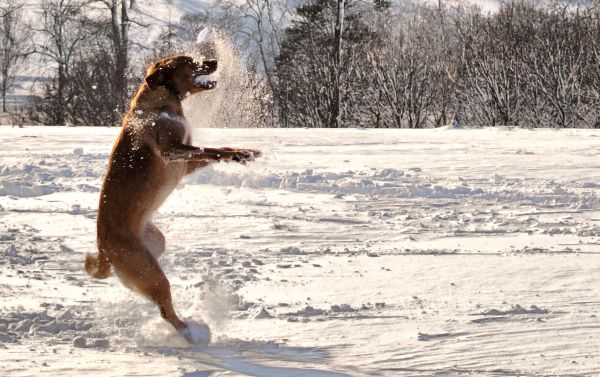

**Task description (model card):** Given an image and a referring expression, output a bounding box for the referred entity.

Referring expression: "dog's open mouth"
[193,73,218,90]
[193,59,218,90]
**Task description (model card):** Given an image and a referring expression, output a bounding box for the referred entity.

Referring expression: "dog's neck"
[162,82,184,101]
[125,85,185,123]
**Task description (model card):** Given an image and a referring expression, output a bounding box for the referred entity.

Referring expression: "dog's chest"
[157,111,193,143]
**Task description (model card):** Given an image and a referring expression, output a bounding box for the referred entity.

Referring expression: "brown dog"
[85,55,260,342]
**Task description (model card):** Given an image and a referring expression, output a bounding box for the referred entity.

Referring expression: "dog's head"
[145,55,218,96]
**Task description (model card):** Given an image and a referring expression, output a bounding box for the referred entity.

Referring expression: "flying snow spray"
[184,26,266,129]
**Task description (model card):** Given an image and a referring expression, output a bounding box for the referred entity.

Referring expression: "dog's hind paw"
[179,321,211,345]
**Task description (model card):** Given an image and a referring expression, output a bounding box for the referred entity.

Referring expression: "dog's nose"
[202,59,217,71]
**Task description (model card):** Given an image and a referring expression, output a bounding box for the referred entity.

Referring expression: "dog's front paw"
[231,151,252,164]
[231,149,261,164]
[248,149,262,158]
[179,321,211,345]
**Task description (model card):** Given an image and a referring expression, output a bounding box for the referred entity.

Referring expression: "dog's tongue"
[194,73,218,89]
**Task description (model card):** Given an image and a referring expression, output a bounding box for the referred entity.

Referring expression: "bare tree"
[0,2,33,113]
[332,0,345,127]
[523,5,590,128]
[274,0,373,128]
[93,0,134,113]
[455,4,531,127]
[33,0,131,126]
[65,47,122,126]
[215,0,292,113]
[153,0,178,56]
[35,0,87,124]
[361,5,440,128]
[585,4,600,127]
[453,1,599,128]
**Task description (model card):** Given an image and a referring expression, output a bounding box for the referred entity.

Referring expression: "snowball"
[196,28,209,44]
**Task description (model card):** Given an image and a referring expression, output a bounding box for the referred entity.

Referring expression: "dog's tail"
[85,253,111,279]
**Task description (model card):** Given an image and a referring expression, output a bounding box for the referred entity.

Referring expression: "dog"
[85,55,261,343]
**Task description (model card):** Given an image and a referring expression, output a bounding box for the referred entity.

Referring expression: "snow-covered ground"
[2,125,600,376]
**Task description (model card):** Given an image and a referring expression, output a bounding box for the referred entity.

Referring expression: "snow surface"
[2,126,600,375]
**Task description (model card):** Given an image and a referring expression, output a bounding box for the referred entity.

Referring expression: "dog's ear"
[145,61,174,90]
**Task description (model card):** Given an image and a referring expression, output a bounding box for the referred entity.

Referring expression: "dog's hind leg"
[85,250,111,279]
[143,222,166,259]
[110,239,187,332]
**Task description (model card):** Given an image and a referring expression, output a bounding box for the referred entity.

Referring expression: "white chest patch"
[157,111,192,141]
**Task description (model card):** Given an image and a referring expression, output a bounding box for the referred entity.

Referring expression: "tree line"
[0,0,138,127]
[210,0,600,128]
[3,0,600,128]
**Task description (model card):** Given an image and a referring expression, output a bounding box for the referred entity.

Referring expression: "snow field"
[1,126,600,375]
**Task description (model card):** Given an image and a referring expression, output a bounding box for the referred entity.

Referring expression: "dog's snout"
[203,59,217,68]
